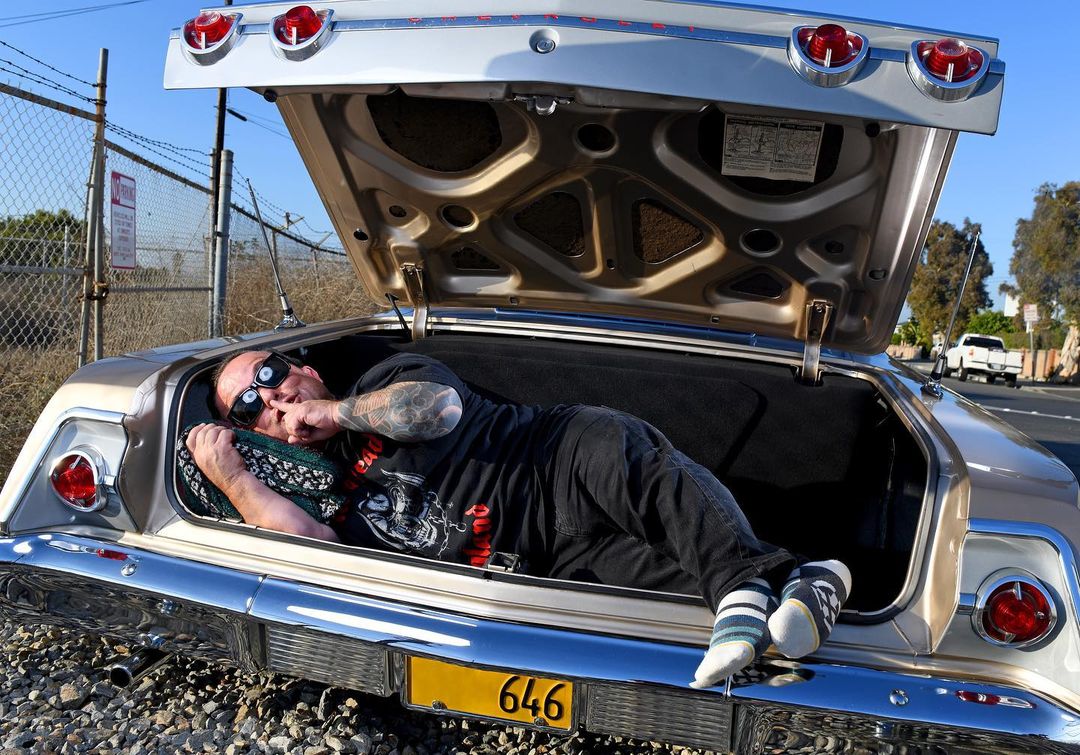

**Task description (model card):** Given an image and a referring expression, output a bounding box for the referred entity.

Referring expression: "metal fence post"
[78,48,108,366]
[211,149,233,337]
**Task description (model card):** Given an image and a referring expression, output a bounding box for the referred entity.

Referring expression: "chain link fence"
[0,77,377,483]
[226,203,372,333]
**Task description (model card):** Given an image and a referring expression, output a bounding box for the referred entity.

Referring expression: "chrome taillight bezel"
[269,7,334,62]
[181,11,244,66]
[907,39,991,103]
[49,446,109,513]
[972,570,1058,648]
[787,25,869,88]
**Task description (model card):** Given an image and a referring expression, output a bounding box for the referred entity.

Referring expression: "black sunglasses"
[226,352,298,427]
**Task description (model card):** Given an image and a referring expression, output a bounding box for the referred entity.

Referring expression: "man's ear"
[301,365,323,382]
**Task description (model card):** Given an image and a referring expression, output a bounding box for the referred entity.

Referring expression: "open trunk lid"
[163,1,1004,354]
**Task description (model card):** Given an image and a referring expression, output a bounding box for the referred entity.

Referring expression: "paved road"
[910,362,1080,480]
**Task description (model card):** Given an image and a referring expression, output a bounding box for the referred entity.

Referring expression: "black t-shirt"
[331,353,575,568]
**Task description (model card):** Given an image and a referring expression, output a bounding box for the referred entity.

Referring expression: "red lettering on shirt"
[350,433,385,476]
[463,503,494,566]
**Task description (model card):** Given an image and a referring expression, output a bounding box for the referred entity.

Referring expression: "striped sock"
[690,577,778,689]
[767,560,851,659]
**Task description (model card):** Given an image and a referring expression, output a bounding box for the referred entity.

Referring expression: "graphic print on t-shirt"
[353,469,466,556]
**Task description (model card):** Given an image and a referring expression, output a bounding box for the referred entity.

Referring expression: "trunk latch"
[401,264,429,340]
[798,300,833,385]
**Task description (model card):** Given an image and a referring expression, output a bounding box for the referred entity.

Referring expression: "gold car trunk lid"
[163,2,1004,355]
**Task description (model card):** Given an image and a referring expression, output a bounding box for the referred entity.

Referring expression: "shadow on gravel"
[0,622,718,755]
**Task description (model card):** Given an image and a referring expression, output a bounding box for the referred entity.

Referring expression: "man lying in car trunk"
[186,349,852,688]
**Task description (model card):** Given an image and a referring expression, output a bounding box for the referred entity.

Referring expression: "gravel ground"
[0,622,719,755]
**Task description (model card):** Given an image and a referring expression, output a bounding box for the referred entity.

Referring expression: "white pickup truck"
[944,333,1022,386]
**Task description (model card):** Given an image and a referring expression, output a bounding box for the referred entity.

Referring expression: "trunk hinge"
[798,301,833,385]
[401,264,429,340]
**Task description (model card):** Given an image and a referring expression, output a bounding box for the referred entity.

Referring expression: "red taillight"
[184,11,235,49]
[956,691,1000,705]
[50,454,98,510]
[270,6,332,60]
[797,23,863,68]
[284,5,322,43]
[916,38,984,83]
[274,5,325,45]
[979,579,1054,645]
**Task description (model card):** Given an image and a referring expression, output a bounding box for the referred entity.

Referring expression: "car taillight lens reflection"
[797,23,863,67]
[50,454,97,510]
[184,11,235,50]
[982,581,1052,644]
[916,38,984,83]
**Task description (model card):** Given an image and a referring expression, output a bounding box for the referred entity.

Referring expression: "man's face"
[214,351,333,442]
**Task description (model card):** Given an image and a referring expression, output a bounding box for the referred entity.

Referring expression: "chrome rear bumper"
[2,533,1077,754]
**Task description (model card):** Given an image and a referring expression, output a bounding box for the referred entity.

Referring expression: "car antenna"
[922,231,979,398]
[246,179,304,330]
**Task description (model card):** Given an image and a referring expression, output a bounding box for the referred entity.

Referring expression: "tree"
[965,310,1014,336]
[896,318,921,346]
[1003,182,1080,382]
[907,219,993,345]
[0,209,86,267]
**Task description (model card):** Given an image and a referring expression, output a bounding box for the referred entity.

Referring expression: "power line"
[0,0,152,29]
[232,116,291,140]
[0,38,95,87]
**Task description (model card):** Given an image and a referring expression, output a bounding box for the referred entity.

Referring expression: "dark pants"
[538,407,796,610]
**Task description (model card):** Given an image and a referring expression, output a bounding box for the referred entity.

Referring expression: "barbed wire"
[105,121,207,157]
[105,123,210,179]
[299,216,336,238]
[0,58,96,103]
[0,38,95,88]
[232,165,293,220]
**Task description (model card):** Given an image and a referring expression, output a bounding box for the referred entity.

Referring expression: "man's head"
[212,350,333,442]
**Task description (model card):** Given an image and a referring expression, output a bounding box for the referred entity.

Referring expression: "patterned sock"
[767,560,851,659]
[690,577,778,689]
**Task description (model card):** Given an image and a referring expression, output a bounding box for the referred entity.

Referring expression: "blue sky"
[3,1,1078,310]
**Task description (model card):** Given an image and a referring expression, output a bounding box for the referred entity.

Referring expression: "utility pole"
[208,0,233,328]
[78,48,108,367]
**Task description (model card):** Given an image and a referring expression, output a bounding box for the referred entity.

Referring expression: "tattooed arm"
[336,381,463,442]
[271,381,462,444]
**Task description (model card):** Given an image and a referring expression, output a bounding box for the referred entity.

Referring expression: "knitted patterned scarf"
[176,424,345,524]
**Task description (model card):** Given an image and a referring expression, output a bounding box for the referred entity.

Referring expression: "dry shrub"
[225,254,378,334]
[0,347,79,484]
[0,255,380,485]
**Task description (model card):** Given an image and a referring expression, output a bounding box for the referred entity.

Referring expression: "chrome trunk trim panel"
[264,624,389,695]
[586,683,734,750]
[2,533,1079,748]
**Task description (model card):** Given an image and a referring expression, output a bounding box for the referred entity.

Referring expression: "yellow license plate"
[407,657,574,731]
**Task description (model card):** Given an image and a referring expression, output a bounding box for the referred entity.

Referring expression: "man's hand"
[268,398,341,445]
[185,423,248,495]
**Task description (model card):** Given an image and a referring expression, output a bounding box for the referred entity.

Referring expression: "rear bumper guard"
[1,533,1077,753]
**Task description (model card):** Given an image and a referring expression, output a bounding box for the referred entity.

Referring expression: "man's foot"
[690,577,777,689]
[767,560,851,659]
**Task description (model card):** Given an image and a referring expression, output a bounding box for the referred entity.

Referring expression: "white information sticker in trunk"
[722,115,824,182]
[110,171,136,270]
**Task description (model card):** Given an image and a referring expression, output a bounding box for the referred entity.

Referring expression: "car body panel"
[163,0,1005,355]
[10,1,1080,750]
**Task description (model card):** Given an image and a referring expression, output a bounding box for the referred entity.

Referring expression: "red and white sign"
[110,171,136,270]
[1023,304,1039,325]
